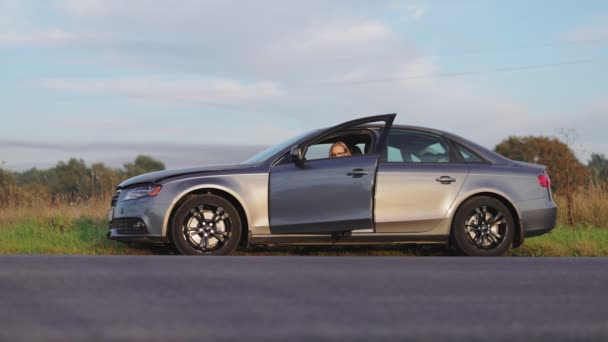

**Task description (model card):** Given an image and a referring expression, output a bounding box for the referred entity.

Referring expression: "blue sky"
[1,0,607,170]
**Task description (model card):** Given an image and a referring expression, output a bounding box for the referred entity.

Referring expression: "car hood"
[118,164,251,188]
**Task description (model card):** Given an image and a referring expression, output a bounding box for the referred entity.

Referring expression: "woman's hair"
[329,141,351,158]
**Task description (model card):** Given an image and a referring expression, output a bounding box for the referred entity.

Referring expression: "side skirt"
[249,233,449,247]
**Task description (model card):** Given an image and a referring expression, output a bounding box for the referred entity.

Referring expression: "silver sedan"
[107,114,557,256]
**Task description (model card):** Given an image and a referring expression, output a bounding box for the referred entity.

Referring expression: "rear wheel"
[171,194,242,255]
[452,196,514,256]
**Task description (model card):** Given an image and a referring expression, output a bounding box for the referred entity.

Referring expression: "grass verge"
[0,216,151,255]
[0,210,606,256]
[509,225,608,257]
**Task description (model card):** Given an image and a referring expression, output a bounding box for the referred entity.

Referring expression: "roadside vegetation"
[0,199,151,255]
[1,135,608,256]
[0,205,605,256]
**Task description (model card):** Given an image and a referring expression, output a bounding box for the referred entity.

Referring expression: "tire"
[171,194,242,255]
[451,196,515,256]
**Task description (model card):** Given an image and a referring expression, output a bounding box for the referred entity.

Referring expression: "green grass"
[510,225,608,257]
[0,214,606,256]
[0,216,151,255]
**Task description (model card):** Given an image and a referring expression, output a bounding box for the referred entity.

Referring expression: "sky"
[1,0,607,170]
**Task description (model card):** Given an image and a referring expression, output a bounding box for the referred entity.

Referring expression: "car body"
[107,114,557,256]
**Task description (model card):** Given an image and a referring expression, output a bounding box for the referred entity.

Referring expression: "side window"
[304,133,372,161]
[386,130,450,163]
[457,144,484,163]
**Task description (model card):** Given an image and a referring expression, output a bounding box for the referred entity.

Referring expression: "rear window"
[456,144,484,163]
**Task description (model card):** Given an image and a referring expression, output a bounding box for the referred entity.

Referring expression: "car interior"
[302,128,452,163]
[304,131,374,160]
[387,131,450,163]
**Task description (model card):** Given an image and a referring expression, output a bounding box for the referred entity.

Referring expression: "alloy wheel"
[182,204,231,253]
[464,205,508,250]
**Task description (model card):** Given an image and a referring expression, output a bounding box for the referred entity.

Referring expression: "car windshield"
[241,129,319,164]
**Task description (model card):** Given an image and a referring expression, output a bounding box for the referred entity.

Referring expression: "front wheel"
[452,196,514,256]
[171,194,242,255]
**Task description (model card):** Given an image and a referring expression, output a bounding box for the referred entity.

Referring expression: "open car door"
[268,114,396,234]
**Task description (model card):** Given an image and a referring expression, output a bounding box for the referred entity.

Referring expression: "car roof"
[354,123,448,136]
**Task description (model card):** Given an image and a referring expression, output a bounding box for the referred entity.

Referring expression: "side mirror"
[290,146,304,164]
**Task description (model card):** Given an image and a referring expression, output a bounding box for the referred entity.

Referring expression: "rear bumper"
[520,199,558,238]
[524,224,555,238]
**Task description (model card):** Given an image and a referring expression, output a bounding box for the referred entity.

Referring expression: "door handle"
[346,168,368,177]
[436,176,456,184]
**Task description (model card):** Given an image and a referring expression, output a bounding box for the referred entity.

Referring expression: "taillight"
[538,174,550,188]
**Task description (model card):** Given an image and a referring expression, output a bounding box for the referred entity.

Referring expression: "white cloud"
[0,0,30,31]
[28,3,535,151]
[407,4,427,21]
[395,57,438,86]
[0,28,73,46]
[0,28,180,53]
[55,0,112,17]
[389,1,428,22]
[33,77,282,105]
[563,16,608,42]
[289,20,391,51]
[66,119,131,130]
[7,0,590,167]
[258,20,397,83]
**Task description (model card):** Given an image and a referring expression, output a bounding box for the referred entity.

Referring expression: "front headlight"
[121,185,162,202]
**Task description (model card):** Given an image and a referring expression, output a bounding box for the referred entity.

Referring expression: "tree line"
[495,136,607,226]
[0,155,165,206]
[1,136,607,208]
[494,136,605,193]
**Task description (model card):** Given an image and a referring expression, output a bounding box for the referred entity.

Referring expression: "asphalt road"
[1,256,607,341]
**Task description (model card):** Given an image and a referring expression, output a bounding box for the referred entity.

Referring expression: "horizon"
[0,125,599,172]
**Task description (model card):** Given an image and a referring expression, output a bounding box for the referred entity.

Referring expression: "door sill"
[250,233,449,246]
[352,228,374,234]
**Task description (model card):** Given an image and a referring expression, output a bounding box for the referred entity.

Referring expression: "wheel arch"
[450,191,524,248]
[163,186,251,248]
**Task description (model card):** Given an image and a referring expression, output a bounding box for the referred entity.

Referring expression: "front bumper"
[107,195,171,244]
[107,229,169,244]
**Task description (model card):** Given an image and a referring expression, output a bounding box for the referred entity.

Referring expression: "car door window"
[304,133,372,161]
[386,130,451,163]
